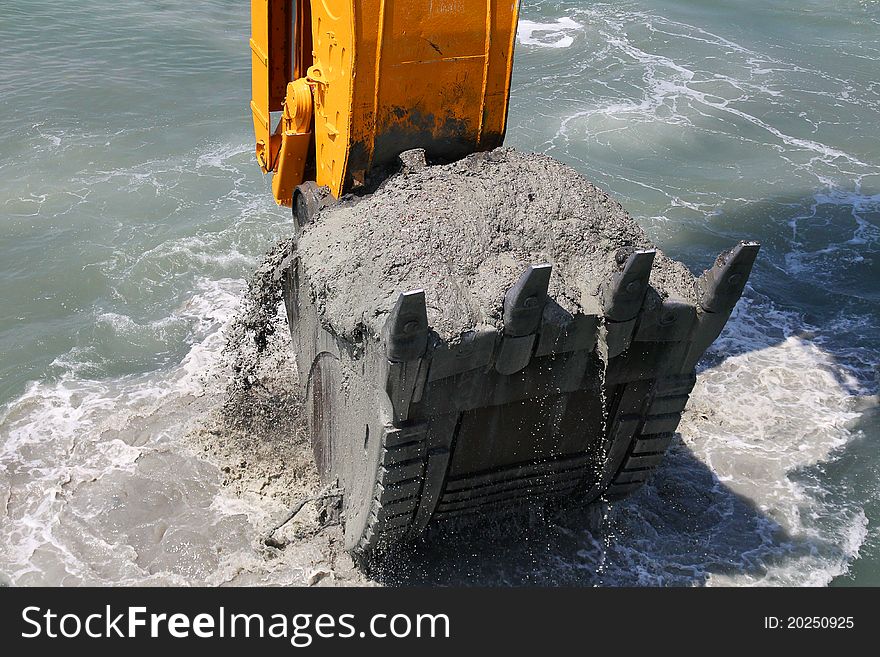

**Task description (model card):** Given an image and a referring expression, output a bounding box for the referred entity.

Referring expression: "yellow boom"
[250,0,521,205]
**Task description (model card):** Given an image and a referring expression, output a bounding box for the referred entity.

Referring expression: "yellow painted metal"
[272,79,315,206]
[250,0,292,172]
[312,0,520,198]
[252,0,521,201]
[307,2,355,198]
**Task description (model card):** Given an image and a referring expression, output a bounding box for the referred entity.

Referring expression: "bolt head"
[403,320,421,334]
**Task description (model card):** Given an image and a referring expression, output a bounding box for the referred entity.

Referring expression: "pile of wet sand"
[298,148,698,343]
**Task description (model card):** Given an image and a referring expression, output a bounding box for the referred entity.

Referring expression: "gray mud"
[187,241,370,585]
[299,148,698,343]
[197,238,313,506]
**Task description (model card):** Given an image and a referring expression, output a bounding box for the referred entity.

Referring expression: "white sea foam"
[517,18,582,49]
[0,279,251,585]
[592,300,873,586]
[783,185,880,282]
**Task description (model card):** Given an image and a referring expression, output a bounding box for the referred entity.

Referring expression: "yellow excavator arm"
[250,0,521,205]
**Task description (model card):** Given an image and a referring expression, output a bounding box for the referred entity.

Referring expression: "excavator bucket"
[281,149,761,560]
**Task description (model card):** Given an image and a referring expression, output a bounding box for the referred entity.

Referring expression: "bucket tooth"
[496,264,552,375]
[682,242,760,371]
[698,241,760,314]
[503,264,552,336]
[602,249,656,322]
[383,290,429,362]
[383,290,430,423]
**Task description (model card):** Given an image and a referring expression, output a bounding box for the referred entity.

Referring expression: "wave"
[517,17,582,49]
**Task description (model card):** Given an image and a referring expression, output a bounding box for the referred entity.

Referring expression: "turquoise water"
[0,1,877,585]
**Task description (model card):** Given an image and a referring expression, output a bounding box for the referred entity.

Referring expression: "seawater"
[0,1,877,585]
